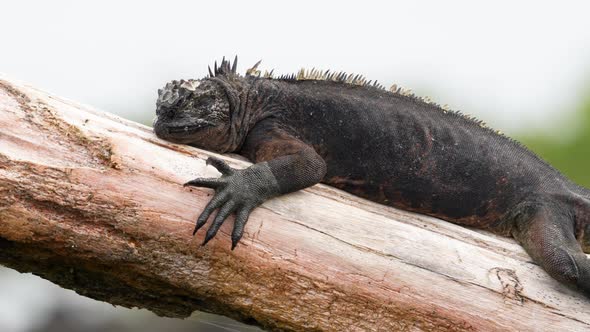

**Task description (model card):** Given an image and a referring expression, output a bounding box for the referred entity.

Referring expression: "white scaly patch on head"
[157,81,180,107]
[156,79,202,109]
[180,79,201,91]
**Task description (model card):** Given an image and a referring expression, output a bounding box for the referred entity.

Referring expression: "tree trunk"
[0,75,589,331]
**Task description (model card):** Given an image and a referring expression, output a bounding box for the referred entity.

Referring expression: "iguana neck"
[208,76,254,153]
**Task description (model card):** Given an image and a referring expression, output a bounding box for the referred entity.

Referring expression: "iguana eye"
[194,96,215,108]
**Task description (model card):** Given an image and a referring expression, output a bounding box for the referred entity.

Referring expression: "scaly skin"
[153,57,590,297]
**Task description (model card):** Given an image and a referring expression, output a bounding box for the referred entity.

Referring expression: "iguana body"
[153,57,590,296]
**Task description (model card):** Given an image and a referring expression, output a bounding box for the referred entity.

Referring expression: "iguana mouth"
[166,124,212,134]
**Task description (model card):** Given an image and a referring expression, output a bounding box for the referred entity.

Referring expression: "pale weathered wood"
[0,75,589,331]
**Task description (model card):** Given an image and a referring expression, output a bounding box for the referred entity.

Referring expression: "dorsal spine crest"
[209,57,503,135]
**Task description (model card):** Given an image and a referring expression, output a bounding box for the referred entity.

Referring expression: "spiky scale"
[231,55,238,74]
[203,57,501,134]
[246,60,262,77]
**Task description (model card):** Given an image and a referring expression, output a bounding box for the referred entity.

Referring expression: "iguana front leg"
[185,121,327,249]
[184,157,281,248]
[511,200,590,295]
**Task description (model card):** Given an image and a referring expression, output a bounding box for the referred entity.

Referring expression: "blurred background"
[1,1,590,331]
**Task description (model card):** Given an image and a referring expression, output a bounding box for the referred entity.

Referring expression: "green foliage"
[519,94,590,187]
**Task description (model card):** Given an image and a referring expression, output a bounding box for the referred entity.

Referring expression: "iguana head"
[153,78,233,151]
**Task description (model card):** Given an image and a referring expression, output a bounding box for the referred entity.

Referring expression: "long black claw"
[193,214,210,235]
[193,222,203,236]
[231,208,251,250]
[184,178,223,188]
[193,208,213,235]
[202,232,214,246]
[193,192,229,235]
[206,157,234,175]
[202,202,235,246]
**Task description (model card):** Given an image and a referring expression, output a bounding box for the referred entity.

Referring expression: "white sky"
[1,1,590,330]
[1,1,590,135]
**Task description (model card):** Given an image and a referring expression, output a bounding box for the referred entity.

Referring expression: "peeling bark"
[0,76,589,331]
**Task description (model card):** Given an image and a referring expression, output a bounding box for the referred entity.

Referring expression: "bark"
[0,75,589,331]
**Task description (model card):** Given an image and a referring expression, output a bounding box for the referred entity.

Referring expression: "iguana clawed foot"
[184,156,280,249]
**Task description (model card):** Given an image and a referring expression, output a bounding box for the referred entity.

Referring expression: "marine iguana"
[153,56,590,296]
